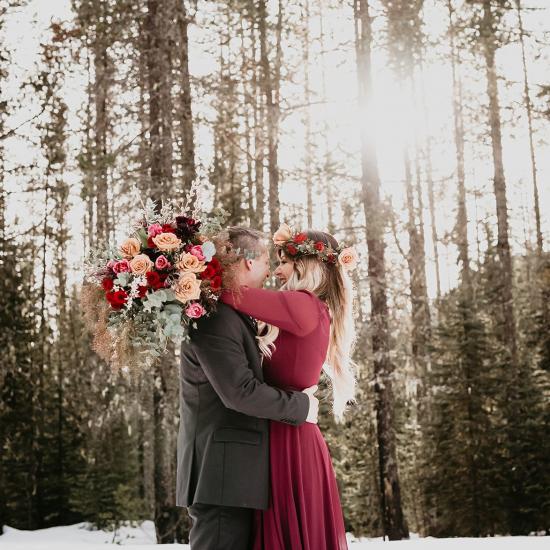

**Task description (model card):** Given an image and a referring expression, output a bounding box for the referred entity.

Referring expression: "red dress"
[221,287,348,550]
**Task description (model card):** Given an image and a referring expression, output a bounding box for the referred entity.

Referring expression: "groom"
[176,227,318,550]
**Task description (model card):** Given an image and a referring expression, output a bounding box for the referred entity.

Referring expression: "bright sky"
[3,0,550,302]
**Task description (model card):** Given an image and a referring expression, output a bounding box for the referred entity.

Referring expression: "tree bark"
[447,0,470,283]
[145,0,178,542]
[93,1,110,245]
[515,0,542,255]
[354,0,409,540]
[175,1,196,198]
[258,0,281,233]
[318,0,335,231]
[303,0,313,228]
[481,0,519,369]
[252,6,265,229]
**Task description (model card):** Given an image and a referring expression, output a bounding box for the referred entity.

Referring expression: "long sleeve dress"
[220,286,348,550]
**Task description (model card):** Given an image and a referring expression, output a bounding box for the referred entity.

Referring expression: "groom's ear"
[244,258,254,271]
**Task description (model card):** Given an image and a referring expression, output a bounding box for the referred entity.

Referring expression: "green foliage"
[69,415,146,530]
[422,247,550,536]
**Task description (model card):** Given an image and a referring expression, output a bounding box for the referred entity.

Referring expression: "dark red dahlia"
[175,215,202,240]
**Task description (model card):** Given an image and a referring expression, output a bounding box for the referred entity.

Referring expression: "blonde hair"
[259,230,357,422]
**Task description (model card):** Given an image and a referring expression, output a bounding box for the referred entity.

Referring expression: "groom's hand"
[302,385,319,424]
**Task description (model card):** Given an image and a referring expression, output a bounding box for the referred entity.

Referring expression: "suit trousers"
[187,502,254,550]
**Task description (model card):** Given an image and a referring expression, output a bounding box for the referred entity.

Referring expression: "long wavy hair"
[258,230,357,421]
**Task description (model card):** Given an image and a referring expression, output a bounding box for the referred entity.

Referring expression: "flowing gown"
[220,287,348,550]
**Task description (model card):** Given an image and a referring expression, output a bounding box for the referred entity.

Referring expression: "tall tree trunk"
[318,0,335,231]
[93,1,110,245]
[515,0,542,255]
[175,2,196,198]
[146,0,178,542]
[481,0,518,369]
[252,6,266,230]
[303,0,313,228]
[354,0,409,540]
[448,0,470,284]
[416,59,442,299]
[239,18,255,225]
[405,146,431,385]
[258,0,281,233]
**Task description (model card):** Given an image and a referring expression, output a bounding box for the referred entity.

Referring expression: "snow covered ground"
[0,522,548,549]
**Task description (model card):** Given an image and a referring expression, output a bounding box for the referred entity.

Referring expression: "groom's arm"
[189,313,310,426]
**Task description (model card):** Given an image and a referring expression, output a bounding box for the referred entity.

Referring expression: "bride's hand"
[302,385,319,424]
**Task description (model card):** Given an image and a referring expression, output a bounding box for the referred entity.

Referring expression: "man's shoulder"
[191,302,244,337]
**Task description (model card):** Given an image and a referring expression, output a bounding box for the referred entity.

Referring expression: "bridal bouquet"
[81,199,228,371]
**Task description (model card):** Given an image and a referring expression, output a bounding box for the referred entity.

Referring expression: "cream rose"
[272,223,292,245]
[338,247,358,270]
[119,237,141,259]
[129,254,154,275]
[173,272,202,303]
[152,232,182,252]
[176,252,207,273]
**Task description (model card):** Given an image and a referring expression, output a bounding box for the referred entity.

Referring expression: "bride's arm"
[220,286,321,336]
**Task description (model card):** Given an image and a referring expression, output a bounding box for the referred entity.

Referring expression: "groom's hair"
[227,227,267,258]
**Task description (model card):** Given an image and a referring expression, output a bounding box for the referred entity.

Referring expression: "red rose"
[161,224,175,234]
[200,264,215,280]
[137,285,148,298]
[146,271,164,289]
[200,258,222,280]
[209,258,221,272]
[327,253,336,263]
[294,233,307,244]
[106,289,128,310]
[286,244,298,256]
[314,241,325,252]
[159,272,169,287]
[102,277,114,291]
[147,236,156,248]
[210,275,222,291]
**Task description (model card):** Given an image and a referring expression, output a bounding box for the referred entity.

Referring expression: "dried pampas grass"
[81,282,143,372]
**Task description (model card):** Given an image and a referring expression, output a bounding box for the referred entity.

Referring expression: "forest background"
[1,0,549,544]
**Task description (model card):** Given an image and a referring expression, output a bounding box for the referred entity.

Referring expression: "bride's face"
[273,253,295,285]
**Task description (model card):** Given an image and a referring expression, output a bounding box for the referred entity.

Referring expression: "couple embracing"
[176,223,357,550]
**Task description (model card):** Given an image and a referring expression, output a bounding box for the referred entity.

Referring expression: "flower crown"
[272,223,358,270]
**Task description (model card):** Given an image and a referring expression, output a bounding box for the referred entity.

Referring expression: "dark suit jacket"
[176,302,309,510]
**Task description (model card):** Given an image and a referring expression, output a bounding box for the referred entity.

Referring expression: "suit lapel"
[235,310,258,337]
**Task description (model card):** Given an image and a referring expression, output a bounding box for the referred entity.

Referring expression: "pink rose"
[113,259,131,273]
[185,302,206,319]
[189,245,205,261]
[155,255,171,270]
[107,259,117,271]
[148,223,163,237]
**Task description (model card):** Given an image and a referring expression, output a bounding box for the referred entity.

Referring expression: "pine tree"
[354,0,409,540]
[0,238,41,530]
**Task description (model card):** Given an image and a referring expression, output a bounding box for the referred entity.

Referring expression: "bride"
[220,224,357,550]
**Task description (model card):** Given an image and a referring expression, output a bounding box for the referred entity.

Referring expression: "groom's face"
[245,247,271,288]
